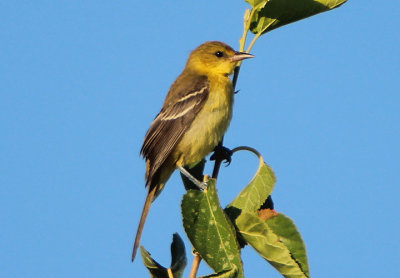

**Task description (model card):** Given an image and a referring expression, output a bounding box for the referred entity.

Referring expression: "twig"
[195,8,260,276]
[167,268,174,278]
[189,252,202,278]
[211,66,241,180]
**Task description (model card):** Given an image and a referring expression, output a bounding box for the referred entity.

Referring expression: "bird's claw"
[210,145,233,166]
[223,157,231,166]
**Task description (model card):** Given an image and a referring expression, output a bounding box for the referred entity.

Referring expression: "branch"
[211,66,241,180]
[188,252,202,278]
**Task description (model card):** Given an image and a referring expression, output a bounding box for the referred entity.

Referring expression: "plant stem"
[239,9,250,52]
[211,9,255,180]
[189,252,202,278]
[199,7,258,276]
[211,141,224,179]
[167,268,173,278]
[211,65,241,180]
[246,32,261,54]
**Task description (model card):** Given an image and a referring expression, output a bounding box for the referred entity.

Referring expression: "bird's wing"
[141,75,209,185]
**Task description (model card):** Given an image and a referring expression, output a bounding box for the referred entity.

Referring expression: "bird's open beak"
[230,52,255,62]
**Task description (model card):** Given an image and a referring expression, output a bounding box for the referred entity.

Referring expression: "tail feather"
[131,185,157,261]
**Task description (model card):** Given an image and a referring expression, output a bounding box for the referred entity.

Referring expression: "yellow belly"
[173,76,233,167]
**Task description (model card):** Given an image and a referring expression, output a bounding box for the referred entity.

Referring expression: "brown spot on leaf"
[258,209,278,220]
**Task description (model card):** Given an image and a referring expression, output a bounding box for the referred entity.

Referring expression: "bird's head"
[186,41,254,76]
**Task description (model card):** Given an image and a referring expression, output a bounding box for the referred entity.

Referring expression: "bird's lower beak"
[230,52,255,62]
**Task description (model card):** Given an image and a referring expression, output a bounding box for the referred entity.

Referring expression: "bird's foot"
[178,165,207,190]
[210,145,233,166]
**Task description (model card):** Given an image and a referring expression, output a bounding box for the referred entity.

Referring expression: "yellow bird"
[132,41,253,261]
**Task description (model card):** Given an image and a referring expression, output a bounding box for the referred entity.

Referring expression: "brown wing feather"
[141,74,209,187]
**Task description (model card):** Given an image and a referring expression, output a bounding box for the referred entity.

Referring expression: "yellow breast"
[174,75,233,167]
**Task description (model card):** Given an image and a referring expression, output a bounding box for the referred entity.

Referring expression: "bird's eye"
[214,51,224,58]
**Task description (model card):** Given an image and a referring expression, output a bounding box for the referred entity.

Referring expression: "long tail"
[131,185,157,261]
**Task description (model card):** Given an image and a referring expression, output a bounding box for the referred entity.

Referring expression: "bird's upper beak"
[230,52,255,62]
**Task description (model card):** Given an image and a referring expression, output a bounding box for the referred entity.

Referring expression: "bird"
[132,41,254,261]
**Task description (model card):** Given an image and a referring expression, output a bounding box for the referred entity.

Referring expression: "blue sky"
[1,1,399,277]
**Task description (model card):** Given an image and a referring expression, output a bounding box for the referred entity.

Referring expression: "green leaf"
[199,266,238,278]
[266,214,309,277]
[227,147,276,213]
[236,212,309,278]
[248,0,347,35]
[222,147,309,277]
[170,233,187,277]
[245,0,270,8]
[140,233,187,278]
[140,246,169,278]
[181,180,244,277]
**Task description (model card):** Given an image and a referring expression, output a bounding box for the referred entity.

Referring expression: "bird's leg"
[210,143,233,166]
[177,165,207,190]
